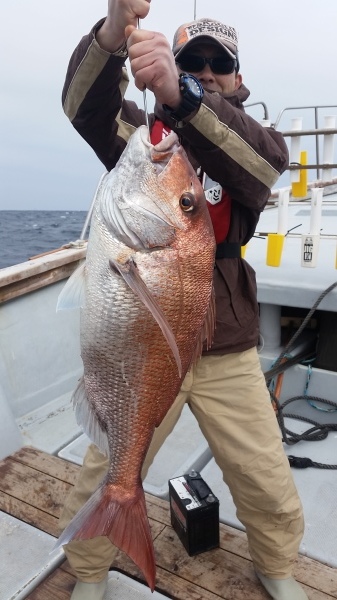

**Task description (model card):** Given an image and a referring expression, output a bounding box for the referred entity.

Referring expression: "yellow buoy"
[266,233,285,267]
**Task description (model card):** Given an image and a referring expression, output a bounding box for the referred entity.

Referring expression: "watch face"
[181,74,202,100]
[188,77,202,98]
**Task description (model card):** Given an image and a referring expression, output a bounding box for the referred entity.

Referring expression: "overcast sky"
[1,0,337,211]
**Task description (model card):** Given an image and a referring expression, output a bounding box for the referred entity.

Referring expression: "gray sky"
[1,0,337,210]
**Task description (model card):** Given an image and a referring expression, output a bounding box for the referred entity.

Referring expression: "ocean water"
[0,210,87,269]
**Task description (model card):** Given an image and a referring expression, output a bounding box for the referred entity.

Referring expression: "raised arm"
[62,0,153,170]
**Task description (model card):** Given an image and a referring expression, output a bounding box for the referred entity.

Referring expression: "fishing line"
[137,18,150,132]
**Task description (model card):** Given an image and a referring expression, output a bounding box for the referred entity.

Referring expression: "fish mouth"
[139,125,181,156]
[139,126,183,187]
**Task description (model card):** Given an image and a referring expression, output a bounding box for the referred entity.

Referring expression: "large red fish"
[56,125,216,590]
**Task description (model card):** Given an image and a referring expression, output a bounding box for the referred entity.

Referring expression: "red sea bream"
[56,125,216,590]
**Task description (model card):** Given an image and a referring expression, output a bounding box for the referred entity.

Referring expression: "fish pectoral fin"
[56,260,86,311]
[109,257,182,377]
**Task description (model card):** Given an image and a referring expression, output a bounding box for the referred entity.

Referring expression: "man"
[60,1,308,599]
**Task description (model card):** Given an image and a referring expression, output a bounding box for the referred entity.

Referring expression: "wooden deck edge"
[0,246,86,303]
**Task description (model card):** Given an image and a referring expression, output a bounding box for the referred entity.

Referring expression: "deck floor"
[1,447,337,600]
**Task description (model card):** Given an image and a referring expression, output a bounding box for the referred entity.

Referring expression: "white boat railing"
[246,103,337,187]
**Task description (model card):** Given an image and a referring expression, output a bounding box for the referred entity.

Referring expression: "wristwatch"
[163,73,204,124]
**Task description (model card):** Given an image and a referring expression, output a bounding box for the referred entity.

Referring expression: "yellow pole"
[292,150,308,198]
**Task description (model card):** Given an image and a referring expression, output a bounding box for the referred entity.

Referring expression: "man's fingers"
[125,24,136,40]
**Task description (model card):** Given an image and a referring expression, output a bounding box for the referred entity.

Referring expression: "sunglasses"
[176,54,237,75]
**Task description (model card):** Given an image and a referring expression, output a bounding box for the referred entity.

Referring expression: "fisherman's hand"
[96,0,151,53]
[126,27,181,108]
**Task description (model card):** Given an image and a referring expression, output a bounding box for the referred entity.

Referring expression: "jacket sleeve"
[62,20,146,171]
[157,89,289,212]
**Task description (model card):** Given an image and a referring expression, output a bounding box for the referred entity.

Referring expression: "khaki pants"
[60,348,304,582]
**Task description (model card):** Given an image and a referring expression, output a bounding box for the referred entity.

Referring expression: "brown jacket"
[62,21,289,355]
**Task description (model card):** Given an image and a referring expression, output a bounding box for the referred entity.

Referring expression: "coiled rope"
[265,281,337,468]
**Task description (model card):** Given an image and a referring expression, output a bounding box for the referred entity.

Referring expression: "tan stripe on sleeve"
[63,39,112,122]
[190,104,280,189]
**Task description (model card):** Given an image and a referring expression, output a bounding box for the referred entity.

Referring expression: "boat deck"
[1,447,337,599]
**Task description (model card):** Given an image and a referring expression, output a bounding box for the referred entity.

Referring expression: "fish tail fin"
[55,483,156,591]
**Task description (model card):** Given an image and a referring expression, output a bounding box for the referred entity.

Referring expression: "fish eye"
[179,192,195,212]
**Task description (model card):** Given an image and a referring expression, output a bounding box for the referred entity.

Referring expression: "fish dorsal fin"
[109,257,182,377]
[188,285,216,368]
[56,260,86,311]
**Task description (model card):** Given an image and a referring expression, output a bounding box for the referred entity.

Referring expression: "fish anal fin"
[109,257,182,377]
[55,484,156,591]
[72,376,109,456]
